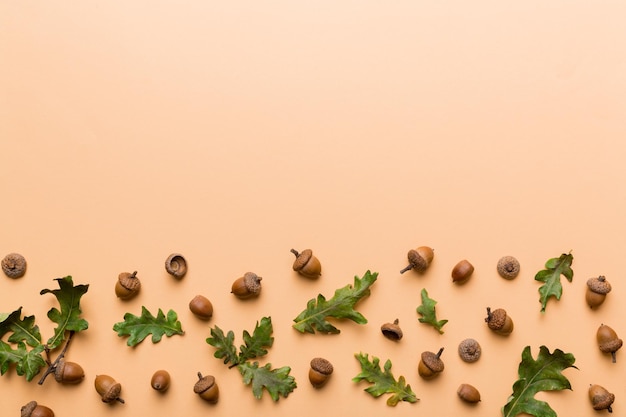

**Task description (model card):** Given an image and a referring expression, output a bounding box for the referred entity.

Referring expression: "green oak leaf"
[353,352,418,406]
[0,341,46,381]
[292,270,378,334]
[113,307,184,346]
[239,317,274,363]
[502,345,577,417]
[238,361,297,401]
[0,340,21,375]
[40,276,89,349]
[416,288,448,333]
[535,253,573,312]
[206,325,238,366]
[0,307,41,347]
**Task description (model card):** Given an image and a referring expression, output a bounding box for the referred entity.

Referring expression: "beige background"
[1,1,626,416]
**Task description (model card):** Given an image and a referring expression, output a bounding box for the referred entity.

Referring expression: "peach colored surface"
[2,1,626,416]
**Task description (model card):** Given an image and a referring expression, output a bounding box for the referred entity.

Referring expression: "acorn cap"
[421,349,444,373]
[118,271,140,291]
[497,256,520,279]
[101,382,122,403]
[310,357,333,375]
[21,401,38,417]
[458,338,481,363]
[165,253,187,278]
[2,253,27,278]
[54,359,67,382]
[486,308,507,330]
[242,272,262,294]
[381,319,403,341]
[292,249,313,271]
[587,276,611,295]
[599,337,623,353]
[407,249,429,272]
[591,391,615,411]
[194,374,216,394]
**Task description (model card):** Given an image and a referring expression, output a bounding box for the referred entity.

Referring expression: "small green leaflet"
[535,253,573,312]
[206,317,274,366]
[293,270,378,334]
[353,353,418,406]
[40,276,89,349]
[502,346,577,417]
[416,288,448,333]
[0,341,45,382]
[113,307,184,346]
[238,362,297,401]
[0,307,41,347]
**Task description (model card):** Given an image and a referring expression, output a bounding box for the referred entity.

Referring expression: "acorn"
[165,253,187,279]
[291,248,321,279]
[452,260,474,284]
[485,307,514,336]
[115,271,141,300]
[458,338,482,363]
[308,357,333,388]
[497,256,520,279]
[2,252,27,278]
[589,384,615,413]
[400,246,434,274]
[597,324,623,363]
[381,319,403,341]
[94,374,124,403]
[586,276,611,309]
[231,272,262,299]
[194,372,219,403]
[151,370,171,392]
[189,295,213,320]
[54,359,85,384]
[418,347,444,379]
[457,383,481,403]
[20,401,54,417]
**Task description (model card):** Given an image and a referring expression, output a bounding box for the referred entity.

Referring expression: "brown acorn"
[457,383,481,403]
[2,252,27,278]
[20,401,54,417]
[497,256,520,279]
[381,319,403,341]
[458,338,482,363]
[485,307,514,336]
[151,370,171,392]
[597,324,623,363]
[189,295,213,320]
[586,276,611,309]
[231,272,262,299]
[94,374,124,403]
[400,246,434,274]
[308,357,333,388]
[589,384,615,413]
[291,248,321,279]
[418,347,444,379]
[165,253,187,279]
[115,271,141,300]
[194,372,219,403]
[452,260,474,284]
[54,359,85,384]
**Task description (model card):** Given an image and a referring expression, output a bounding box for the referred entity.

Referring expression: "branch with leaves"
[292,270,378,334]
[206,317,296,401]
[0,276,89,383]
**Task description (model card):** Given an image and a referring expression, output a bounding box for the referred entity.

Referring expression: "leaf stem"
[37,331,75,385]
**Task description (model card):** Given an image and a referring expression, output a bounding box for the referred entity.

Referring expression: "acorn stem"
[130,271,137,279]
[37,331,75,385]
[485,307,493,322]
[436,347,444,358]
[290,249,299,258]
[399,264,412,274]
[611,352,617,363]
[608,405,613,413]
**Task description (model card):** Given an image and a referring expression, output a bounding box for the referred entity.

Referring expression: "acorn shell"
[165,253,187,278]
[94,375,124,404]
[2,252,27,278]
[231,272,262,299]
[194,373,219,403]
[485,307,513,335]
[21,401,55,417]
[309,357,333,388]
[402,246,434,273]
[54,359,85,384]
[457,383,481,403]
[452,260,474,284]
[189,295,213,320]
[597,324,623,362]
[291,248,321,279]
[589,384,615,412]
[151,370,171,392]
[381,319,403,341]
[115,271,141,300]
[586,276,611,308]
[418,348,444,379]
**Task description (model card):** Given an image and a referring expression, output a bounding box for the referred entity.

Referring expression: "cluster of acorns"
[4,245,623,415]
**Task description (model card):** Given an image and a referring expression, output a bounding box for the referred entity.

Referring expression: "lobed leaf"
[292,270,378,334]
[238,361,297,401]
[535,253,573,312]
[502,345,577,417]
[353,352,418,406]
[0,307,41,347]
[40,276,89,349]
[113,306,184,346]
[206,325,238,365]
[239,316,274,363]
[416,288,448,333]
